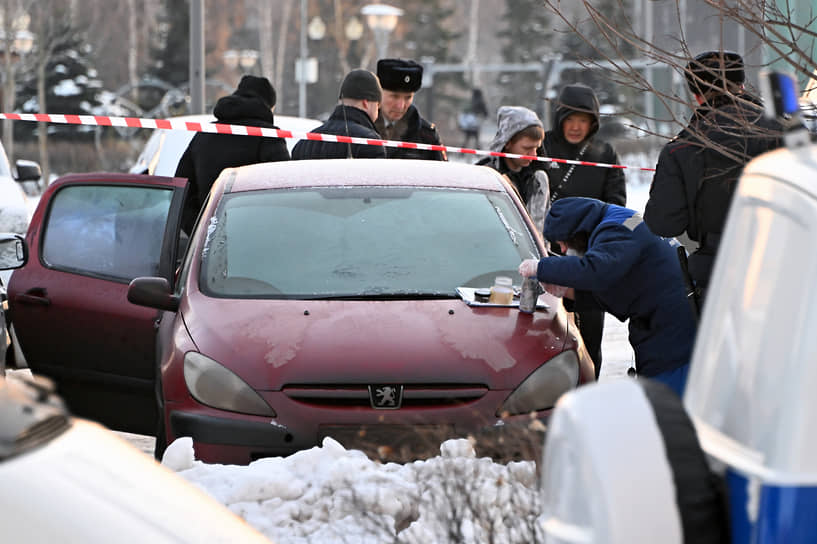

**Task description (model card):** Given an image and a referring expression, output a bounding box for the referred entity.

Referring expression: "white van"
[128,114,321,176]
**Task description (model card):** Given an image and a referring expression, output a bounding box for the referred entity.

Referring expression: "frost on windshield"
[201,188,539,298]
[493,205,520,247]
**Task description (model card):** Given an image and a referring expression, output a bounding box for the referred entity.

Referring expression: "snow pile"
[167,436,543,544]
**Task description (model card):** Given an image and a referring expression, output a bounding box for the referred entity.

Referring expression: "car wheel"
[154,412,168,461]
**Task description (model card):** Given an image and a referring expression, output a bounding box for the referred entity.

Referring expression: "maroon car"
[6,159,593,464]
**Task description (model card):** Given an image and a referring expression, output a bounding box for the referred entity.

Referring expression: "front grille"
[282,384,488,408]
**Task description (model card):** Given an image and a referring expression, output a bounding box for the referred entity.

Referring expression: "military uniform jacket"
[374,104,446,161]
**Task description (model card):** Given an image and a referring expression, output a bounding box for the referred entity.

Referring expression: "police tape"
[0,112,657,172]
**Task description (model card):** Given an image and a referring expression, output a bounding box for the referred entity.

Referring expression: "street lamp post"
[223,49,259,75]
[361,3,403,60]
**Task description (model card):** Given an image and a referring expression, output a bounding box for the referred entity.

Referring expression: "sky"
[8,175,650,544]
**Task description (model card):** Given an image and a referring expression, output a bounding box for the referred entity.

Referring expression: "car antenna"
[339,90,354,159]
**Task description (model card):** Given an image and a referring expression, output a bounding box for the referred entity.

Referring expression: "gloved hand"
[518,259,539,278]
[543,283,569,298]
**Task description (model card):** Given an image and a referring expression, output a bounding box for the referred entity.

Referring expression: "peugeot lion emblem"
[369,384,403,409]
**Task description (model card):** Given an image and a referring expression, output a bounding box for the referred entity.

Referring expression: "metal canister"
[519,277,542,313]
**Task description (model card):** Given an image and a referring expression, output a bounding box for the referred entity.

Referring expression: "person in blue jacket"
[518,197,696,396]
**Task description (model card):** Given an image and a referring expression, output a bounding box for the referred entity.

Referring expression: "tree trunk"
[2,8,16,164]
[258,1,274,83]
[275,0,294,106]
[127,0,138,105]
[37,58,49,187]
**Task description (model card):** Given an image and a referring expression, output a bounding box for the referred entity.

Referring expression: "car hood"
[181,294,573,391]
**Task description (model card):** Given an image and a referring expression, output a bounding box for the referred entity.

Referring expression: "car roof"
[221,159,510,193]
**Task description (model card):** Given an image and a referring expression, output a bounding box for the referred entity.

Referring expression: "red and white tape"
[0,112,656,172]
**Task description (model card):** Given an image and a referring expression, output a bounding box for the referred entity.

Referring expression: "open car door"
[9,173,187,435]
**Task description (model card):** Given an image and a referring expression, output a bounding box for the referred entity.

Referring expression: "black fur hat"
[685,51,745,96]
[236,75,277,108]
[377,58,423,93]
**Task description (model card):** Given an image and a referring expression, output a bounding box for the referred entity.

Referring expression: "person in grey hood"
[477,106,550,234]
[541,83,627,380]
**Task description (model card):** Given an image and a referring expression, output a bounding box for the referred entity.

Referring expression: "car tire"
[154,414,167,461]
[640,379,730,544]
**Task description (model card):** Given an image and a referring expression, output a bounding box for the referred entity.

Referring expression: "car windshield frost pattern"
[201,187,539,297]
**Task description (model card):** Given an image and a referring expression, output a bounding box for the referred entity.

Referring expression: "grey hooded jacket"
[477,106,550,233]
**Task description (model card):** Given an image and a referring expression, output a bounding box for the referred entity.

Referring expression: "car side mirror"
[14,160,41,182]
[127,276,179,312]
[0,233,27,270]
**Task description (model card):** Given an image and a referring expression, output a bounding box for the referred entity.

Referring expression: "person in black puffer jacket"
[175,75,289,233]
[541,83,627,380]
[644,51,782,308]
[291,69,386,161]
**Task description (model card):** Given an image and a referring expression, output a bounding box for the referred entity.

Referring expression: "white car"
[0,373,271,543]
[0,140,40,235]
[128,113,321,176]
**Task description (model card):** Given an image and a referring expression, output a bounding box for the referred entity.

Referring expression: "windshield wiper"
[303,292,459,300]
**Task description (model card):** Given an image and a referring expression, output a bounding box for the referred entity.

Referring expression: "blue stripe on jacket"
[536,197,696,377]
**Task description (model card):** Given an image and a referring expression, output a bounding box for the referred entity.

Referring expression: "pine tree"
[147,0,189,88]
[395,0,463,123]
[556,0,636,108]
[16,26,103,141]
[495,0,555,115]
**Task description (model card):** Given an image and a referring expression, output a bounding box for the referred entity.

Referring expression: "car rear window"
[200,187,540,298]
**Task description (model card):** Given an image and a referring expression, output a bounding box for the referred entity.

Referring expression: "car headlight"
[498,351,580,416]
[183,352,275,416]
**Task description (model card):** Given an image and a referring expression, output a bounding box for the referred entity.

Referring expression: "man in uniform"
[644,51,782,308]
[374,58,446,161]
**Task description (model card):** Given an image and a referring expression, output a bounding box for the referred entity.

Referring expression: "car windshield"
[200,186,540,298]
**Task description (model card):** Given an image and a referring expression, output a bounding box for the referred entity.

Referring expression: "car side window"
[42,184,174,281]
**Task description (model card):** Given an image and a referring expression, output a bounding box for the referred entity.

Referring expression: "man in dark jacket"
[541,83,627,379]
[644,51,782,305]
[175,75,289,233]
[519,197,696,397]
[374,58,446,161]
[476,106,549,233]
[291,69,386,160]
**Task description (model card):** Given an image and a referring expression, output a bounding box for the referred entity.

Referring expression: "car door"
[9,173,187,435]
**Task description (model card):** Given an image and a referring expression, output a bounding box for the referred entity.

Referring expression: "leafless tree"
[543,0,816,145]
[0,0,36,164]
[26,0,78,184]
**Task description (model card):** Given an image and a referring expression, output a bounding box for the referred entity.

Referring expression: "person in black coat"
[644,51,782,305]
[519,197,696,397]
[374,58,446,161]
[541,83,627,379]
[175,75,289,233]
[291,69,386,160]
